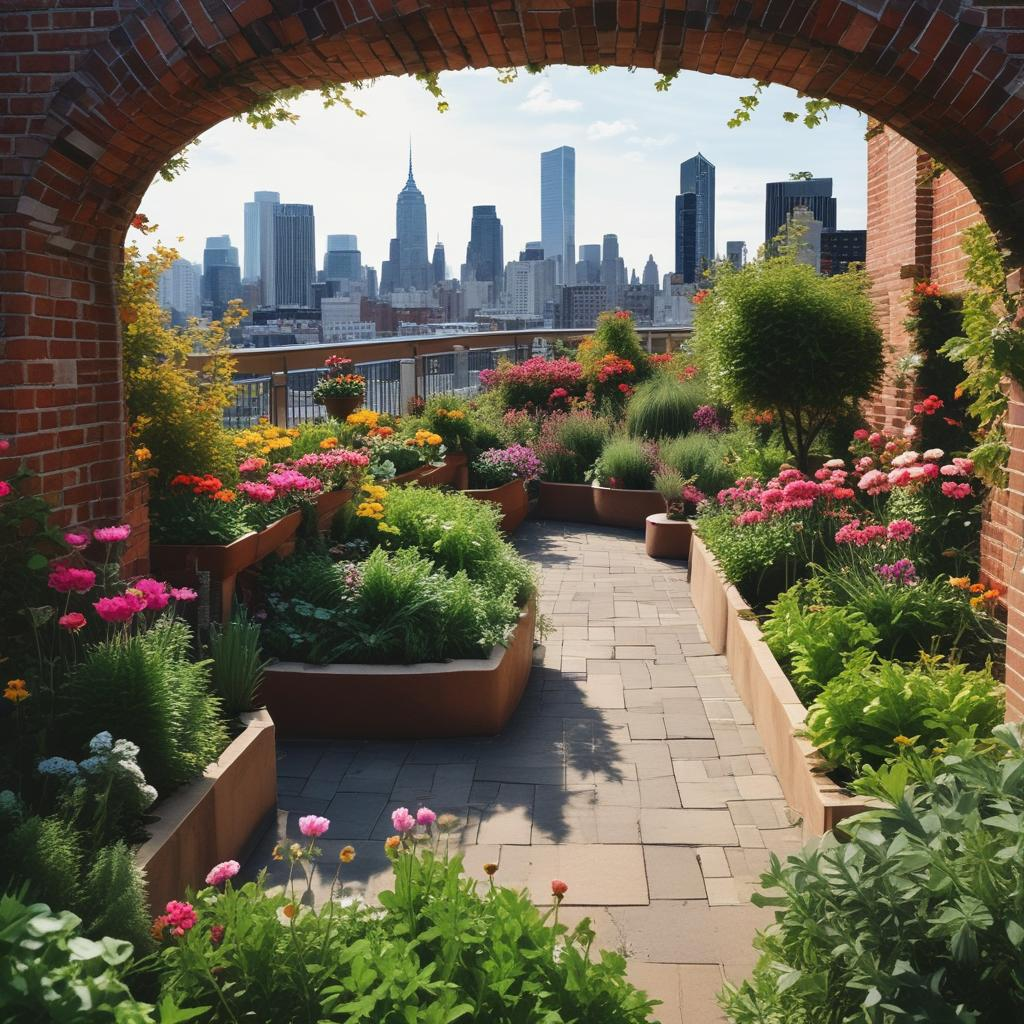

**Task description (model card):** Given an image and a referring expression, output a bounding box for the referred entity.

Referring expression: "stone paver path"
[248,522,803,1023]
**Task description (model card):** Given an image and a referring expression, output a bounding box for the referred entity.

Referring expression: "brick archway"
[1,0,1023,524]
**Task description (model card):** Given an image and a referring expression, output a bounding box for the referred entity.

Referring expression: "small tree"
[694,256,883,469]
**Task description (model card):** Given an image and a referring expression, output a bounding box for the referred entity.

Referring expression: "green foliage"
[727,81,845,130]
[625,373,707,438]
[803,656,1004,774]
[722,725,1024,1022]
[63,620,227,795]
[149,487,251,545]
[658,431,738,497]
[762,586,879,702]
[77,842,154,956]
[694,256,883,468]
[592,437,656,489]
[207,606,270,717]
[537,411,612,484]
[885,483,982,578]
[582,311,651,374]
[0,815,82,916]
[157,845,655,1023]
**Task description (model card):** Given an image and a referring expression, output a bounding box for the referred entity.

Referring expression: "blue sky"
[140,66,868,278]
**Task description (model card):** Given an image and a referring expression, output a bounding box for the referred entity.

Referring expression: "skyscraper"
[764,178,836,243]
[725,241,747,270]
[577,243,601,283]
[674,193,697,282]
[541,146,575,285]
[465,205,504,284]
[391,148,429,291]
[272,204,315,307]
[677,153,716,281]
[242,191,280,303]
[323,234,361,284]
[820,229,866,275]
[432,241,446,283]
[202,235,241,320]
[642,255,659,291]
[600,234,626,306]
[158,257,201,325]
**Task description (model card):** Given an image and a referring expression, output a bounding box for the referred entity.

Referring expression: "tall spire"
[407,138,414,185]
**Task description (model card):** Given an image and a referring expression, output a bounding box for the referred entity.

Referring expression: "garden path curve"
[246,522,803,1023]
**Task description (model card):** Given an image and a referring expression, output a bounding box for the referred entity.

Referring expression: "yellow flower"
[362,484,387,501]
[320,437,338,450]
[970,595,984,609]
[427,433,443,446]
[347,410,379,428]
[948,576,970,590]
[377,522,400,534]
[4,679,29,703]
[893,735,914,747]
[340,845,356,863]
[133,447,151,461]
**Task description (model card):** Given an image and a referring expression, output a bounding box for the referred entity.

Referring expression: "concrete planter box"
[644,513,692,559]
[688,535,873,835]
[592,483,665,530]
[135,710,277,914]
[259,600,536,739]
[535,481,596,523]
[463,478,529,533]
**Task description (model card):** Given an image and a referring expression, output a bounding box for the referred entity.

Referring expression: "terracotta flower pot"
[592,483,665,530]
[463,478,528,533]
[535,481,596,523]
[644,513,693,559]
[314,487,354,532]
[321,394,362,420]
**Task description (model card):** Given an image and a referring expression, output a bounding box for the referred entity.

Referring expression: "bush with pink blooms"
[479,354,587,410]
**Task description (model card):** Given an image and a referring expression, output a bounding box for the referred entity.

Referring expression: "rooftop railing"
[189,326,693,428]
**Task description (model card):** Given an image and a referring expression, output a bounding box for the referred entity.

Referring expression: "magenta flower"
[165,900,197,937]
[59,612,87,632]
[886,519,917,542]
[93,595,141,623]
[170,586,198,602]
[48,565,97,594]
[734,509,766,527]
[0,438,9,452]
[134,577,170,611]
[857,469,891,496]
[391,807,416,833]
[210,924,225,945]
[416,807,437,826]
[298,814,330,838]
[941,481,972,500]
[93,524,131,543]
[237,481,277,503]
[205,860,240,886]
[64,531,89,550]
[0,481,11,499]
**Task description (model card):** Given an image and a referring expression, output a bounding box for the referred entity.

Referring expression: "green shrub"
[592,436,656,489]
[803,656,1003,774]
[694,255,883,470]
[77,842,153,955]
[626,374,706,438]
[722,725,1024,1023]
[63,620,228,795]
[0,816,82,915]
[659,432,738,497]
[537,411,612,484]
[208,606,270,717]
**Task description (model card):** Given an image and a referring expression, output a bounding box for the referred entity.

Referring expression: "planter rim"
[646,512,690,525]
[150,509,301,552]
[591,481,657,495]
[463,478,528,497]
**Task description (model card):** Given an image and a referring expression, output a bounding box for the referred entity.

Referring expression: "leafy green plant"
[592,436,656,489]
[694,255,884,469]
[537,411,612,484]
[207,606,270,717]
[659,431,738,497]
[626,373,706,438]
[722,725,1024,1023]
[803,656,1003,774]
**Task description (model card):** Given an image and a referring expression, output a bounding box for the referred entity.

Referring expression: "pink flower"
[857,469,891,495]
[953,457,974,475]
[776,468,804,485]
[416,807,436,826]
[64,531,89,550]
[238,456,267,474]
[735,509,766,527]
[922,448,945,461]
[814,468,831,481]
[93,595,142,623]
[59,612,87,632]
[890,451,919,468]
[48,564,97,594]
[205,860,240,886]
[391,807,416,833]
[760,489,786,511]
[903,423,918,438]
[886,519,917,541]
[237,481,277,503]
[135,577,170,611]
[781,480,820,509]
[93,525,131,544]
[941,481,972,500]
[853,429,870,441]
[920,462,939,479]
[170,587,198,602]
[868,432,884,450]
[0,439,9,452]
[266,469,322,494]
[0,481,10,498]
[940,464,959,477]
[824,459,846,470]
[165,900,197,937]
[298,815,330,838]
[856,456,874,472]
[887,467,912,488]
[551,879,568,898]
[210,924,225,945]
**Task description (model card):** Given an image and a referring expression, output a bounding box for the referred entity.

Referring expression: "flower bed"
[135,710,277,915]
[259,600,536,739]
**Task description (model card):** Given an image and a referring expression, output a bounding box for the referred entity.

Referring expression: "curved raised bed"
[391,453,468,489]
[535,481,596,523]
[259,599,536,739]
[687,536,874,835]
[135,710,277,915]
[644,513,692,559]
[463,478,528,533]
[592,484,665,530]
[314,487,354,532]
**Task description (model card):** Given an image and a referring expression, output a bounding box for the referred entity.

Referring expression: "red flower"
[693,289,711,305]
[131,213,148,231]
[914,281,941,298]
[913,394,943,416]
[551,879,568,898]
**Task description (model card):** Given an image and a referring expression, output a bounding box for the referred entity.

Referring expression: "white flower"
[140,785,158,807]
[88,731,113,753]
[112,738,140,761]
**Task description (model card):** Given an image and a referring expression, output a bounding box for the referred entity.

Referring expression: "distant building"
[600,234,626,306]
[641,254,659,291]
[503,256,557,317]
[821,229,866,275]
[621,284,654,326]
[388,148,430,291]
[202,235,241,321]
[272,204,316,307]
[577,243,601,283]
[765,177,836,243]
[158,257,201,325]
[555,283,607,329]
[541,146,575,285]
[725,241,747,270]
[784,206,823,272]
[677,153,716,281]
[242,190,280,303]
[674,193,697,283]
[465,205,504,285]
[365,266,378,300]
[432,241,446,283]
[323,234,361,285]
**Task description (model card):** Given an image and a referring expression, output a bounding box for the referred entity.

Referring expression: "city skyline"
[138,67,867,276]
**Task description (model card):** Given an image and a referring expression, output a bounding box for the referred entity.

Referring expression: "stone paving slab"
[245,521,803,1022]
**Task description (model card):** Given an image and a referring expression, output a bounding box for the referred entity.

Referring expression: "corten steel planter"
[463,478,529,533]
[687,536,874,835]
[314,487,354,532]
[259,600,536,739]
[644,513,692,559]
[535,481,596,523]
[135,710,277,915]
[321,394,362,420]
[592,484,665,530]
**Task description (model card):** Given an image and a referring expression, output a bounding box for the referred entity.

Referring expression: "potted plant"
[645,469,704,558]
[535,410,611,522]
[589,436,664,529]
[463,444,539,533]
[312,355,366,420]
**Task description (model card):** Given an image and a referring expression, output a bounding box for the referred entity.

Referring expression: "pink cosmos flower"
[416,807,436,826]
[59,611,87,631]
[165,900,197,937]
[170,587,198,602]
[135,577,170,611]
[93,594,141,623]
[48,564,97,594]
[391,807,416,833]
[64,531,89,550]
[886,519,917,541]
[205,860,240,886]
[922,448,945,461]
[941,481,972,500]
[93,524,131,544]
[298,814,330,838]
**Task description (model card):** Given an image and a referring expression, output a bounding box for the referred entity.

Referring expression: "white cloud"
[519,82,582,114]
[586,119,636,140]
[626,133,675,148]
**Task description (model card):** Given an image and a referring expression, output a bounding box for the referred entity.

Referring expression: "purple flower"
[873,558,918,586]
[478,444,541,481]
[391,806,416,833]
[693,405,722,432]
[416,807,436,826]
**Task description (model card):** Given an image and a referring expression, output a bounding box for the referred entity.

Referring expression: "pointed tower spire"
[407,138,414,185]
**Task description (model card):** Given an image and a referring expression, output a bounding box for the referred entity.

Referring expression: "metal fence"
[224,376,271,428]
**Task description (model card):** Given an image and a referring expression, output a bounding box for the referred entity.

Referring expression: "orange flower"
[948,577,971,590]
[969,583,986,594]
[385,835,401,852]
[214,489,236,502]
[983,588,1002,601]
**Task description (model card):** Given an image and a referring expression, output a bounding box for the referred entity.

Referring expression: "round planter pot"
[644,513,693,559]
[592,484,665,530]
[321,394,362,420]
[463,478,528,533]
[535,481,596,523]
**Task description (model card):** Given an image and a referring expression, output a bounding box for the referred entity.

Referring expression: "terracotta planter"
[463,478,529,533]
[391,453,469,489]
[592,483,665,530]
[535,481,596,523]
[135,710,277,915]
[644,513,692,558]
[321,394,362,420]
[259,600,536,739]
[687,537,875,835]
[314,488,354,532]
